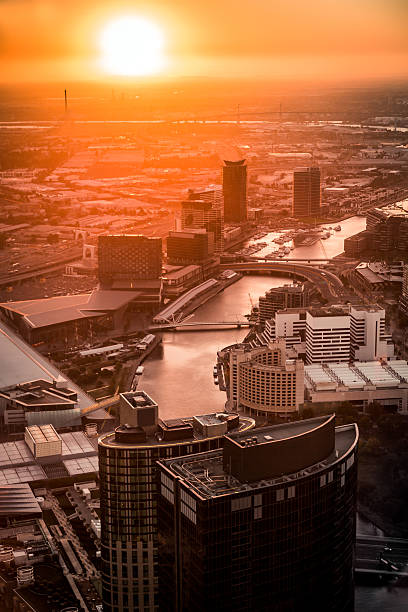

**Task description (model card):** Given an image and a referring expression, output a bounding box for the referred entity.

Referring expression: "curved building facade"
[98,391,255,612]
[158,415,359,612]
[219,341,304,417]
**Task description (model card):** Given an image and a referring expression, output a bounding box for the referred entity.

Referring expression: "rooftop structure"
[305,359,408,413]
[157,416,358,612]
[0,429,98,487]
[0,379,80,433]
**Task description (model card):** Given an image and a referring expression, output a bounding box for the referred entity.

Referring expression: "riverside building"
[157,415,358,612]
[218,340,304,416]
[98,391,255,612]
[262,305,394,364]
[293,166,321,217]
[258,283,309,324]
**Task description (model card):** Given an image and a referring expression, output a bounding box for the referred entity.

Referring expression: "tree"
[367,401,384,421]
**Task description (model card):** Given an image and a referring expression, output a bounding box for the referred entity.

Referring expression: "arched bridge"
[220,261,344,302]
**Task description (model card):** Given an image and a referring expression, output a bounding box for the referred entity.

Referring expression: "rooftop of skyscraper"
[160,418,358,500]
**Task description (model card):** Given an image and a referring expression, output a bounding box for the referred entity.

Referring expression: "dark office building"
[223,159,247,223]
[98,391,255,612]
[98,235,162,287]
[258,283,310,324]
[181,199,223,253]
[158,415,358,612]
[366,206,408,257]
[293,167,321,217]
[166,229,210,265]
[344,230,372,257]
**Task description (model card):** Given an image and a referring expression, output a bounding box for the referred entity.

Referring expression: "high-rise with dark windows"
[98,235,162,288]
[223,159,247,223]
[181,198,224,253]
[158,415,358,612]
[293,167,321,217]
[98,391,255,612]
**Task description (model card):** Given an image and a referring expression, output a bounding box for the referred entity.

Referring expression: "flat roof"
[0,483,42,516]
[0,320,94,411]
[227,415,331,447]
[26,424,61,444]
[161,424,358,501]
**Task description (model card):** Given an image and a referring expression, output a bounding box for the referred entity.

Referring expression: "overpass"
[355,534,408,578]
[149,320,250,331]
[220,261,345,302]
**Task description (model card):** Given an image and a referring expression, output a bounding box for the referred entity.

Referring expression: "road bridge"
[220,261,345,302]
[355,534,408,578]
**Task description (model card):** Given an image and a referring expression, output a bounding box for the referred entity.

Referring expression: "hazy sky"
[1,0,407,83]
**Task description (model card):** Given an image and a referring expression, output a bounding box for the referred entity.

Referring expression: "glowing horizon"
[0,0,407,84]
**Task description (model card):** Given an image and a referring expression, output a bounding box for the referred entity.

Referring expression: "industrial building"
[218,340,304,416]
[222,159,247,223]
[98,391,255,612]
[0,379,80,433]
[292,167,321,217]
[157,415,358,612]
[305,360,408,413]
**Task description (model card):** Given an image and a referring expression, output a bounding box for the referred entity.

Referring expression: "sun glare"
[100,16,165,77]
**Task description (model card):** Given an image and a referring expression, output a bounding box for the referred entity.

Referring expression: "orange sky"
[1,0,407,83]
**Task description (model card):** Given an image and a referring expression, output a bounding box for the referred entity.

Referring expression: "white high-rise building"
[350,305,394,361]
[262,304,394,364]
[305,308,350,364]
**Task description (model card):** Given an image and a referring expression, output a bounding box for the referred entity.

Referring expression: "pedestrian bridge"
[149,320,250,331]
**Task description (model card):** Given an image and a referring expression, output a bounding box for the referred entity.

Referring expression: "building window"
[287,486,296,499]
[276,489,284,502]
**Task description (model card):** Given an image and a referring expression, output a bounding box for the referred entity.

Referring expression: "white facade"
[262,305,395,364]
[305,311,350,364]
[220,341,304,416]
[350,306,394,361]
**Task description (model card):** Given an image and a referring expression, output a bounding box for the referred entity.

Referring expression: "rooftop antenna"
[64,89,68,114]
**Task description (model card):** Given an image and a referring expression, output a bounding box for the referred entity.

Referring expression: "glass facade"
[99,427,251,611]
[158,422,358,612]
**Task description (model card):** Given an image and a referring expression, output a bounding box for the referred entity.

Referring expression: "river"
[142,215,408,609]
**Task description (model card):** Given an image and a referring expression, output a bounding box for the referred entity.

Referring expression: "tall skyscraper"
[223,159,247,223]
[158,415,358,612]
[98,391,255,612]
[181,198,224,253]
[293,167,321,217]
[98,235,162,288]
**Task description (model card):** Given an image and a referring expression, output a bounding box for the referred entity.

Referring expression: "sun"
[100,16,165,77]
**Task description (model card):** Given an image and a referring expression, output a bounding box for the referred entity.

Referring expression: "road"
[220,261,346,303]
